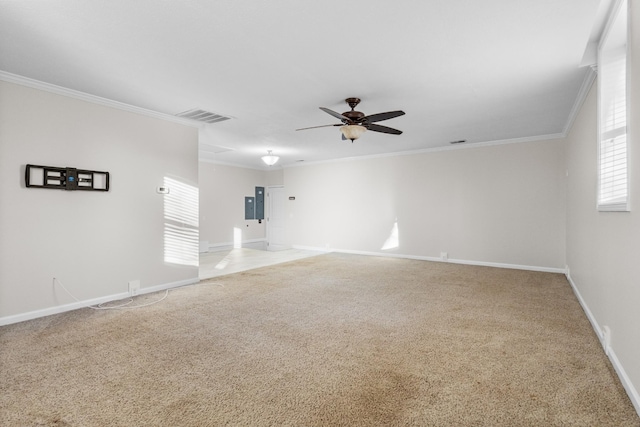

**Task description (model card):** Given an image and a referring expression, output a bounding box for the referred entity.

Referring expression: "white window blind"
[598,0,628,211]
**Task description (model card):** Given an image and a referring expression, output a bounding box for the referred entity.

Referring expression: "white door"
[267,186,289,251]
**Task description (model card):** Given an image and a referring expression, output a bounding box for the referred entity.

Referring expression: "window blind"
[598,0,628,211]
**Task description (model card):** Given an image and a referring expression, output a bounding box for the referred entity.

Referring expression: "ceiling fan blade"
[367,123,403,135]
[295,124,341,131]
[320,107,351,123]
[363,110,405,123]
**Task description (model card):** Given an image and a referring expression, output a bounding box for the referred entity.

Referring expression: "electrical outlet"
[440,252,448,261]
[128,280,140,296]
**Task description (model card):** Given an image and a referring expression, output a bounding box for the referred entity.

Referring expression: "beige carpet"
[1,253,638,426]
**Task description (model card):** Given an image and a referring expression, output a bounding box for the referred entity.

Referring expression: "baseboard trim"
[444,257,564,273]
[566,270,640,417]
[0,277,199,327]
[564,272,604,344]
[0,291,126,326]
[138,277,200,296]
[291,246,566,274]
[608,346,640,416]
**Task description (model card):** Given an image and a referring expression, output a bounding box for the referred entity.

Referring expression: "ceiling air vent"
[177,109,232,124]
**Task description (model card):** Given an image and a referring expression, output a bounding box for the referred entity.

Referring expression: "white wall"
[284,139,567,271]
[199,162,268,248]
[565,3,640,410]
[266,168,284,186]
[0,81,199,322]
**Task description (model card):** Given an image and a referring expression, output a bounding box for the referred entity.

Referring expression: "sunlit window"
[598,0,628,211]
[164,177,199,266]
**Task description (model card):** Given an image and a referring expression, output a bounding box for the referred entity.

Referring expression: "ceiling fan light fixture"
[340,125,367,141]
[261,150,280,166]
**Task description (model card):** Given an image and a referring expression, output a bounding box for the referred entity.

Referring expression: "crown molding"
[562,67,597,136]
[284,132,566,169]
[198,156,276,171]
[0,70,199,128]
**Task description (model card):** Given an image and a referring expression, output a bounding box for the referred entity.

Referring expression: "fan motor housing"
[342,110,365,122]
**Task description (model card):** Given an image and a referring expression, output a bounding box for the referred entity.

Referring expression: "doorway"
[266,186,289,251]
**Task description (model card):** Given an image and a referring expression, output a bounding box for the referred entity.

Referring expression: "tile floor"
[199,247,324,279]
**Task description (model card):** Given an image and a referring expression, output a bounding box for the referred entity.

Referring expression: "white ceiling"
[0,0,603,169]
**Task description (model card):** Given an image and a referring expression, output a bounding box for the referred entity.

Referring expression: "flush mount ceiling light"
[261,150,279,166]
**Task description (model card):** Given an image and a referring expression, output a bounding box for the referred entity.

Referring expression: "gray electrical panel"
[255,187,264,220]
[244,197,255,220]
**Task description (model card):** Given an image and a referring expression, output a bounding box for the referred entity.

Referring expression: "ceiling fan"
[296,98,405,142]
